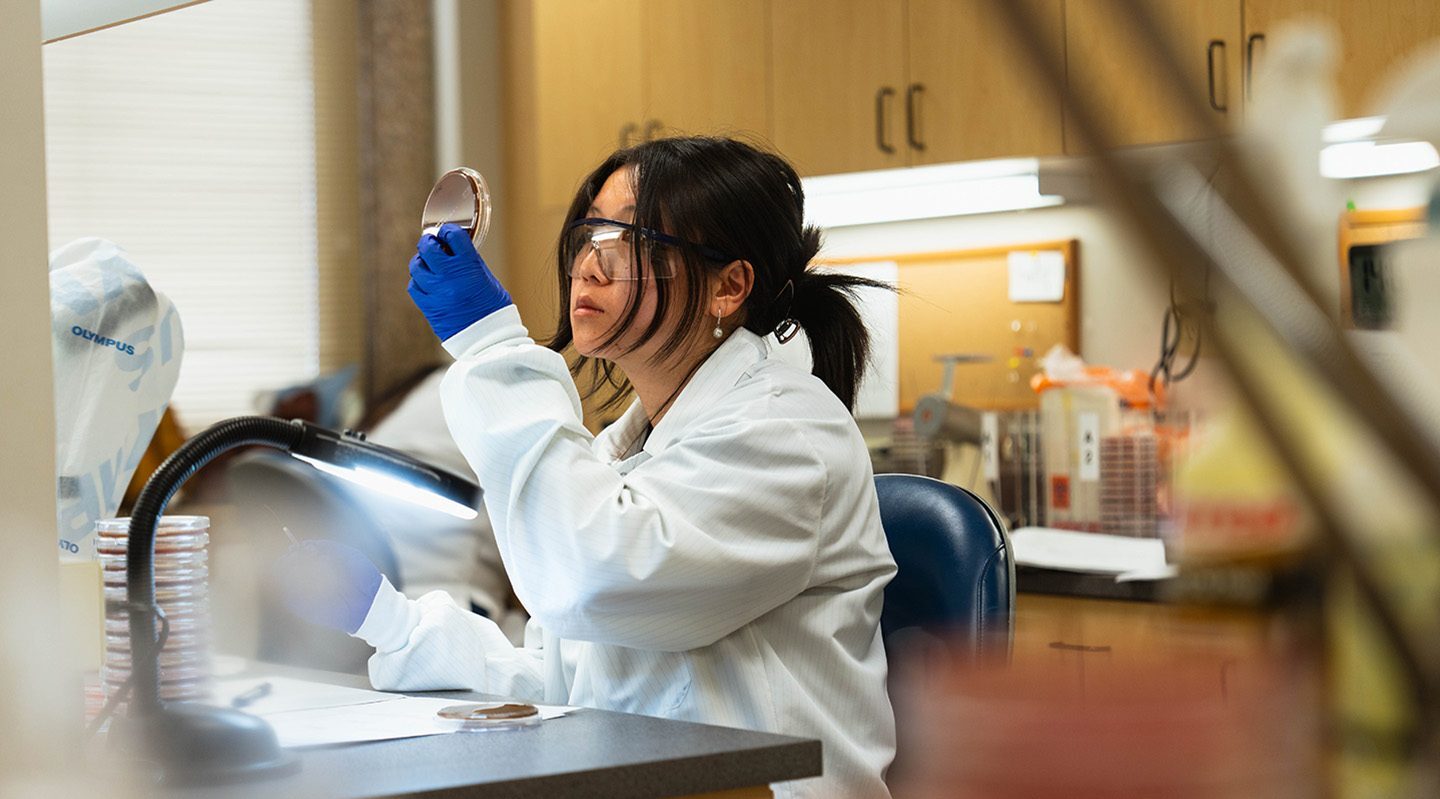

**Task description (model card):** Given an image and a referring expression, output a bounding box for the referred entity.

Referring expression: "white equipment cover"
[50,238,184,555]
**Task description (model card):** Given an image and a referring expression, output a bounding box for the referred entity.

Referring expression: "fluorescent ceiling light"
[292,453,480,520]
[803,158,1063,228]
[1321,116,1387,144]
[1320,140,1439,179]
[1318,115,1439,179]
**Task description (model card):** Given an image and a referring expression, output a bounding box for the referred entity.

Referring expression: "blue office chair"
[874,473,1015,661]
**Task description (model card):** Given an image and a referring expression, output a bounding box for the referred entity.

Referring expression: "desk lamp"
[112,416,481,784]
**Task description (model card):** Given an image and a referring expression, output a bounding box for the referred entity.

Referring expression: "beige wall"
[314,0,366,375]
[357,0,446,407]
[0,0,68,779]
[455,0,509,281]
[820,203,1175,373]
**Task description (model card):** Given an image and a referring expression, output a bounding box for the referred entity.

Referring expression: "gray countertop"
[165,663,822,798]
[1016,565,1164,602]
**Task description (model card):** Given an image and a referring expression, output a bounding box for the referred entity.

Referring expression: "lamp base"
[110,702,299,785]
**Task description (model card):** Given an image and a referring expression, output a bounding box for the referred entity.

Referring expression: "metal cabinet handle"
[618,122,638,148]
[875,86,897,154]
[1245,33,1266,100]
[1206,39,1228,113]
[642,119,663,141]
[906,83,926,152]
[1048,641,1113,653]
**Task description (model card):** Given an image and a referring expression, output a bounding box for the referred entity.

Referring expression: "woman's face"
[569,166,693,364]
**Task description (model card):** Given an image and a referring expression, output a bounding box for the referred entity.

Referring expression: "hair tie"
[771,279,799,343]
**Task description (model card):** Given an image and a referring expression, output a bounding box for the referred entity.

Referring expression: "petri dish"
[421,167,491,248]
[104,629,210,653]
[104,663,214,685]
[96,534,209,556]
[95,516,210,555]
[105,607,208,634]
[96,516,210,536]
[101,562,209,582]
[104,580,211,604]
[103,672,214,701]
[99,547,207,565]
[436,702,540,730]
[105,648,212,672]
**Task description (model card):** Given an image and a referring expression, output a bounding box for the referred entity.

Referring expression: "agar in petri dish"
[436,702,540,730]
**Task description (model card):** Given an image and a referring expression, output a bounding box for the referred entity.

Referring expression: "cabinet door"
[1013,594,1278,703]
[1245,0,1440,120]
[1064,0,1243,151]
[642,0,770,140]
[530,0,645,209]
[770,0,907,176]
[907,0,1065,164]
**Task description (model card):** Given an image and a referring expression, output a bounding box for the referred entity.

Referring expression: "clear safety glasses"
[563,217,736,282]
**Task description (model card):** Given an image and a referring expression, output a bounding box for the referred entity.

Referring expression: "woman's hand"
[274,539,384,634]
[407,222,513,341]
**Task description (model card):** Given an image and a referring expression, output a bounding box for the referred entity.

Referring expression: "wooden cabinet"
[496,0,1440,344]
[505,0,1440,210]
[521,0,644,213]
[1064,0,1243,151]
[772,0,1066,175]
[510,0,772,214]
[770,0,908,176]
[643,0,770,142]
[1012,593,1276,702]
[1244,0,1440,120]
[906,0,1065,165]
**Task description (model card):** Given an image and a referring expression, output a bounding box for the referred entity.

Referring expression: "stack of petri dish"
[94,516,214,709]
[1099,433,1160,538]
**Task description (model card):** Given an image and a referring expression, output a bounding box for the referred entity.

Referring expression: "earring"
[712,309,723,339]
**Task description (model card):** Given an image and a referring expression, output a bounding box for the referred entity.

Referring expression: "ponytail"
[775,228,891,412]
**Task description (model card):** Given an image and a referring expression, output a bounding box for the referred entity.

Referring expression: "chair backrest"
[874,473,1015,659]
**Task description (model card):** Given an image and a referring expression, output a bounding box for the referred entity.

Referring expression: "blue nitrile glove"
[274,539,383,634]
[407,222,513,341]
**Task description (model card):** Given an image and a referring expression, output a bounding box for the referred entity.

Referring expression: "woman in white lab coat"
[284,137,897,798]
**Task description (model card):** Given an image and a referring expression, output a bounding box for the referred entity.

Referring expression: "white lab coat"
[362,369,513,623]
[354,305,897,799]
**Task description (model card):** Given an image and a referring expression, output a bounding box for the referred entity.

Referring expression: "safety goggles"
[563,217,736,282]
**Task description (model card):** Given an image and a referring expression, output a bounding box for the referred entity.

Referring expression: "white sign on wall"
[1007,249,1066,302]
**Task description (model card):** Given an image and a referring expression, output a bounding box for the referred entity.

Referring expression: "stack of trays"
[1099,434,1159,538]
[94,516,214,708]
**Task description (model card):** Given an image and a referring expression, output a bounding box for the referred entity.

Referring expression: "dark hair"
[546,136,887,412]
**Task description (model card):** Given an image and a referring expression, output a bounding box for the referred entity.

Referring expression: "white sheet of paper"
[214,676,395,715]
[266,697,577,748]
[1010,526,1167,575]
[215,676,576,748]
[981,412,999,482]
[1116,563,1179,582]
[1007,250,1066,302]
[265,696,457,747]
[1077,412,1101,482]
